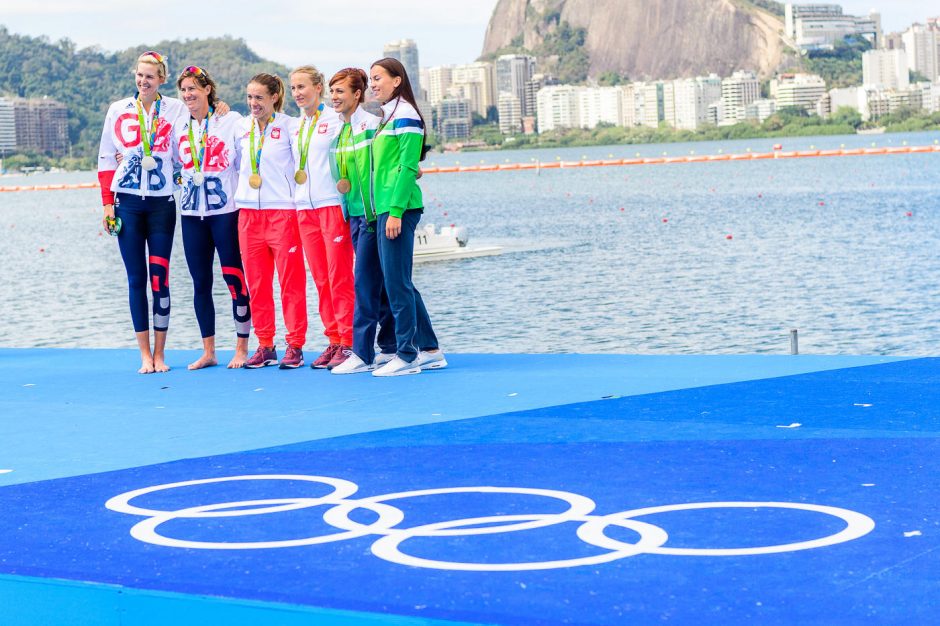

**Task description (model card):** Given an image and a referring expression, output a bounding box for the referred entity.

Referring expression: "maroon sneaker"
[245,345,277,369]
[326,345,353,370]
[279,345,304,369]
[311,344,339,369]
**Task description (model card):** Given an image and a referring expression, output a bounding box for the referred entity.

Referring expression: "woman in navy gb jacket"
[175,65,251,370]
[98,51,187,374]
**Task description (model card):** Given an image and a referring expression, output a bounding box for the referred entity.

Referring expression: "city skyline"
[0,0,935,80]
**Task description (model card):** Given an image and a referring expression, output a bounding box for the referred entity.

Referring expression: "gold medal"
[249,174,262,189]
[294,170,308,185]
[142,155,158,171]
[336,179,351,194]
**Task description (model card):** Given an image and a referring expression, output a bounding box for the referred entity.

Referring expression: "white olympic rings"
[105,474,876,572]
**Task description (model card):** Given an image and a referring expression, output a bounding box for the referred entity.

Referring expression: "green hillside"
[0,26,296,164]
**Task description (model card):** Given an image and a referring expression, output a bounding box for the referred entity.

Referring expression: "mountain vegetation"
[0,27,295,165]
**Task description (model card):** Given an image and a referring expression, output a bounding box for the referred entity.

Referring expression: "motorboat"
[413,224,502,262]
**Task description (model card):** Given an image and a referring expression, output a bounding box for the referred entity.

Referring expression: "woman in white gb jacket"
[174,65,251,371]
[97,51,188,375]
[288,65,355,371]
[234,73,307,370]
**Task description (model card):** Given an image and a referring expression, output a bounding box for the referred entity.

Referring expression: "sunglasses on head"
[143,50,165,64]
[182,65,206,78]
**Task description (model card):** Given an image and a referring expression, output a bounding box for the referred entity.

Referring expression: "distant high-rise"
[383,39,422,97]
[902,24,940,82]
[0,98,15,156]
[862,49,910,90]
[785,3,881,50]
[437,97,472,142]
[496,54,536,116]
[720,71,760,124]
[13,97,69,156]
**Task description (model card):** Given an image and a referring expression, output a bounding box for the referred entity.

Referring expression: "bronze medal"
[294,170,308,185]
[249,174,263,189]
[336,179,351,194]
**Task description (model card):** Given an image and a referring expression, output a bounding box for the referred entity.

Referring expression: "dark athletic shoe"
[279,345,304,369]
[311,344,339,369]
[245,346,278,369]
[326,344,353,369]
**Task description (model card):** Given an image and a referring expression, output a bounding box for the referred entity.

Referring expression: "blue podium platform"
[1,349,938,625]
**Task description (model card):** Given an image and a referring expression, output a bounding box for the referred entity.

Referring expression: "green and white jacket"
[369,97,425,218]
[330,105,379,221]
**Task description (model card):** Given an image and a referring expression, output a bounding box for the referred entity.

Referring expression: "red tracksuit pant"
[297,206,355,346]
[238,209,307,348]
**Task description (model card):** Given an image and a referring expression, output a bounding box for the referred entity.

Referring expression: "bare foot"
[188,353,218,370]
[153,358,171,373]
[227,351,248,369]
[139,358,155,374]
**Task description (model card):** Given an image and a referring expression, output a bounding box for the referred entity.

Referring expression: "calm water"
[2,131,939,355]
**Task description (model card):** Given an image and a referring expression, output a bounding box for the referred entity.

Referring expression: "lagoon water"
[2,130,939,355]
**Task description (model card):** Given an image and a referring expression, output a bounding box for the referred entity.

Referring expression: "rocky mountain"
[481,0,789,81]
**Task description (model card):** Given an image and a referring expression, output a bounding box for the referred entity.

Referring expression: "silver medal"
[192,172,205,186]
[142,155,158,171]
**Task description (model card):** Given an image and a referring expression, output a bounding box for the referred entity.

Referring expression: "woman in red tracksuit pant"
[289,65,355,370]
[234,73,308,369]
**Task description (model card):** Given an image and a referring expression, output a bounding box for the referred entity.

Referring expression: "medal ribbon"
[135,94,163,157]
[187,107,213,173]
[338,122,353,181]
[250,114,276,177]
[297,103,324,174]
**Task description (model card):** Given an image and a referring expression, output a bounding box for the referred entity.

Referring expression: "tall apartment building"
[771,73,827,112]
[862,49,910,90]
[497,92,522,134]
[670,75,722,130]
[496,54,537,116]
[425,66,453,107]
[720,71,760,125]
[383,39,422,96]
[536,86,579,132]
[784,3,881,50]
[902,24,940,82]
[0,97,15,156]
[437,97,472,142]
[13,97,69,156]
[451,62,495,117]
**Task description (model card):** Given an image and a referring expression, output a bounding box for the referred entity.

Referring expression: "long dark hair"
[371,57,429,160]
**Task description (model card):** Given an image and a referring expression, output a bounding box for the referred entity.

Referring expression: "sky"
[0,0,935,79]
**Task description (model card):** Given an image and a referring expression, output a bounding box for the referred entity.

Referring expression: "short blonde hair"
[290,65,325,89]
[135,51,168,82]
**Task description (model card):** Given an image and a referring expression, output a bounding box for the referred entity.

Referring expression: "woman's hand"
[114,151,123,164]
[385,215,402,240]
[216,100,231,116]
[102,204,115,230]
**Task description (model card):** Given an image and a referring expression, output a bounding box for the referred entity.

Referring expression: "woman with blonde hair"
[288,65,355,370]
[234,73,307,369]
[98,51,187,373]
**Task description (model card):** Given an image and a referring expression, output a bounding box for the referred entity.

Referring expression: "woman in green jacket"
[368,57,445,377]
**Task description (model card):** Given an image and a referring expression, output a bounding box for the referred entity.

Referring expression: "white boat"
[413,224,502,262]
[857,127,886,135]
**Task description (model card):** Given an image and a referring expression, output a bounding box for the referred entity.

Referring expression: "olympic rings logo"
[105,475,876,572]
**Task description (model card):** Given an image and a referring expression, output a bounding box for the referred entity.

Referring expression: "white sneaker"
[330,353,374,374]
[374,352,396,366]
[372,356,422,377]
[416,350,447,370]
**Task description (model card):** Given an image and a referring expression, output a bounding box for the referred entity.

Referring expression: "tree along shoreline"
[4,109,939,172]
[462,108,940,153]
